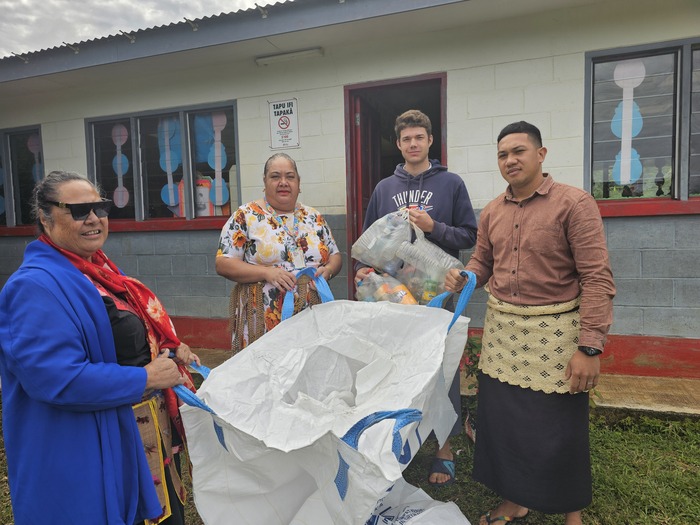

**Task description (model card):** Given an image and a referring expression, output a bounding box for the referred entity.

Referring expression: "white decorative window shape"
[91,105,237,221]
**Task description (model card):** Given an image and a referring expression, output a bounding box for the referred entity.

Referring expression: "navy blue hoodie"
[361,159,478,259]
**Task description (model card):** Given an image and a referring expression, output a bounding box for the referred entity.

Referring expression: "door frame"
[343,73,447,298]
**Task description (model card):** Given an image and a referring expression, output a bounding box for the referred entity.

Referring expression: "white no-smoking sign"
[269,98,299,149]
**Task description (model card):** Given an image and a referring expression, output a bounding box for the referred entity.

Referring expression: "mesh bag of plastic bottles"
[394,225,464,304]
[351,211,410,276]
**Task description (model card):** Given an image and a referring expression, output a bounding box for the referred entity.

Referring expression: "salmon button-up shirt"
[465,174,616,350]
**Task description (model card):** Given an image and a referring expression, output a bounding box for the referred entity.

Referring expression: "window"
[93,118,134,220]
[0,128,44,227]
[586,40,700,215]
[90,104,238,221]
[691,48,700,194]
[0,147,5,227]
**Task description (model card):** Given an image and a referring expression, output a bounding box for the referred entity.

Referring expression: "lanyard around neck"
[264,197,300,242]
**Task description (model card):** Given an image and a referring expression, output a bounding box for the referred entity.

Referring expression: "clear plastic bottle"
[366,272,418,305]
[371,275,392,301]
[356,278,376,302]
[387,283,418,305]
[421,279,438,304]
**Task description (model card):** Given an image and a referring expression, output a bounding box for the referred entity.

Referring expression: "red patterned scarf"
[39,234,195,437]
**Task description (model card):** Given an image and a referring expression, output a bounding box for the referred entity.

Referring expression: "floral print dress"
[217,201,339,346]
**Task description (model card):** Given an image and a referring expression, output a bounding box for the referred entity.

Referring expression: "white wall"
[1,0,698,213]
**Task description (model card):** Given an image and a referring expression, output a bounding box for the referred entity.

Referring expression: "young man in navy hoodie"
[355,109,478,486]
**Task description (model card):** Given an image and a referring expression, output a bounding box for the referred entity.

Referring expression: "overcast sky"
[0,0,264,58]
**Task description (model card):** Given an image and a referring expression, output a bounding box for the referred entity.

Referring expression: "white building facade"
[1,0,698,376]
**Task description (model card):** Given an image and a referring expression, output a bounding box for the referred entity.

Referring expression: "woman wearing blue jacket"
[0,171,198,524]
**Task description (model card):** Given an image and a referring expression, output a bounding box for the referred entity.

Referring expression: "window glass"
[139,114,184,219]
[691,48,700,196]
[188,107,237,217]
[0,148,5,226]
[88,105,237,222]
[10,130,43,225]
[94,119,135,219]
[591,53,676,199]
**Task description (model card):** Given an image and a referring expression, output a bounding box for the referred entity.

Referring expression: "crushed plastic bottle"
[355,278,377,302]
[364,272,418,305]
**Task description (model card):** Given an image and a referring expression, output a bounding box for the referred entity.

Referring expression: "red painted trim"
[0,217,228,237]
[344,90,360,299]
[0,225,35,237]
[600,334,700,379]
[598,197,700,217]
[171,318,700,379]
[172,316,232,351]
[107,217,228,232]
[343,72,447,92]
[439,78,447,164]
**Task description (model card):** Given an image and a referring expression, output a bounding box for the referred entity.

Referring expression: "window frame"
[0,125,44,230]
[85,100,240,232]
[585,38,700,217]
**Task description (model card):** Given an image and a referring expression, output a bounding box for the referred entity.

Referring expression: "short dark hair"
[394,109,432,140]
[31,171,102,234]
[497,121,543,148]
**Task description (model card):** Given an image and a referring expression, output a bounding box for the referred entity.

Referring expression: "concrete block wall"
[0,214,348,319]
[107,215,349,318]
[458,215,700,339]
[605,215,700,338]
[0,237,33,290]
[1,214,698,340]
[236,90,347,216]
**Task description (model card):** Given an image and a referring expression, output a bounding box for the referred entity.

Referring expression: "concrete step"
[593,374,700,416]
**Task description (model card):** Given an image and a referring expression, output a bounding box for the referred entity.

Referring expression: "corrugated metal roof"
[0,0,467,83]
[2,1,292,59]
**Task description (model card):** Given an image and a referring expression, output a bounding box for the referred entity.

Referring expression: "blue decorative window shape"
[591,53,676,200]
[588,40,700,207]
[90,104,237,221]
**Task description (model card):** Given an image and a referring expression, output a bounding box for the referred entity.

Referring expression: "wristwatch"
[578,345,602,356]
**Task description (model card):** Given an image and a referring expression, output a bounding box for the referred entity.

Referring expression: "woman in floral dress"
[216,153,342,352]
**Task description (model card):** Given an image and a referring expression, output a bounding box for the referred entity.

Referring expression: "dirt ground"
[194,347,231,369]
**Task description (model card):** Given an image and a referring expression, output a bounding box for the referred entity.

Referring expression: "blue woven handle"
[188,361,211,379]
[427,270,476,330]
[170,359,213,411]
[341,409,423,460]
[172,384,215,413]
[281,266,334,321]
[166,354,211,379]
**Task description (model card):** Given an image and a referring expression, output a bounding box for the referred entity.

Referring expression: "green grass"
[2,399,699,525]
[402,400,700,525]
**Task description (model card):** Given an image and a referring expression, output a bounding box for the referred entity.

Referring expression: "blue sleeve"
[0,277,147,412]
[427,180,478,251]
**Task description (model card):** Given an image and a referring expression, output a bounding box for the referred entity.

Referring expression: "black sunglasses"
[47,199,113,221]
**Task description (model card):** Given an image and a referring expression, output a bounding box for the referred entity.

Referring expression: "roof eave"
[0,0,467,84]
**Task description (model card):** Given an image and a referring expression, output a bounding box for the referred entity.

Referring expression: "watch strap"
[578,345,602,356]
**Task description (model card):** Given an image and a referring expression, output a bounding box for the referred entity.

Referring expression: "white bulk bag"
[180,273,476,525]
